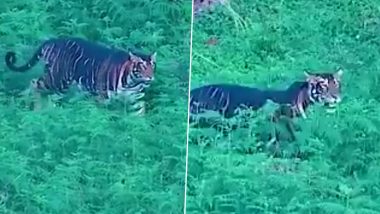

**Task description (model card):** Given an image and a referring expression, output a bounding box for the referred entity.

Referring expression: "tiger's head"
[304,68,343,110]
[128,51,157,83]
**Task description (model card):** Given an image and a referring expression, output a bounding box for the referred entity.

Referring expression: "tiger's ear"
[304,69,319,83]
[129,51,139,61]
[334,67,343,80]
[150,52,157,63]
[303,69,313,78]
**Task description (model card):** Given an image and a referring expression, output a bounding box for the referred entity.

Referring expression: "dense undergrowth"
[0,0,191,213]
[187,0,380,213]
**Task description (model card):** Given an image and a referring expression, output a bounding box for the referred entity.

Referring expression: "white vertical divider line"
[183,0,195,213]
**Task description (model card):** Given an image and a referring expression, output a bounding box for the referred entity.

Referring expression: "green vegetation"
[188,0,380,213]
[0,0,191,213]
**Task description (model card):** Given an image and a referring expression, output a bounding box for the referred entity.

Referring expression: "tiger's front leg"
[122,86,146,116]
[128,94,146,116]
[133,101,146,116]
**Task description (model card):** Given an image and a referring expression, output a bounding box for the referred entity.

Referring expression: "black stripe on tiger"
[5,37,157,114]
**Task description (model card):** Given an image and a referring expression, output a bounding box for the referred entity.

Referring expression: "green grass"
[188,0,380,213]
[0,0,191,213]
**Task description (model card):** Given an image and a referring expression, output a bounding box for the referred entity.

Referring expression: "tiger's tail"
[5,47,42,72]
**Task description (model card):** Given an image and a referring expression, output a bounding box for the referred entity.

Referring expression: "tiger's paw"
[131,103,145,116]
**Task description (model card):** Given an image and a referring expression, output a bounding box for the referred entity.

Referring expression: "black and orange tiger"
[189,68,344,142]
[4,37,156,115]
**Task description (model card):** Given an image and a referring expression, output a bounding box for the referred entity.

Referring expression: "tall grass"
[188,0,380,213]
[0,0,192,213]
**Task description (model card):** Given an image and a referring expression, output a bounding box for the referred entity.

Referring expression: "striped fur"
[5,37,157,114]
[189,68,343,142]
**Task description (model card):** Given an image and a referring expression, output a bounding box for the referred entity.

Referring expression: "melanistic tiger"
[4,37,156,115]
[189,68,343,142]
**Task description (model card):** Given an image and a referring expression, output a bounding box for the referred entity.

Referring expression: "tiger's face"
[305,68,343,109]
[129,52,156,82]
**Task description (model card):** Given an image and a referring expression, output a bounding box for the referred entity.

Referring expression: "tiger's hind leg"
[29,78,44,110]
[29,72,58,110]
[17,78,44,110]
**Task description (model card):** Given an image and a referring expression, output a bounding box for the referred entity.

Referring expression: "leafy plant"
[0,0,191,213]
[188,0,380,213]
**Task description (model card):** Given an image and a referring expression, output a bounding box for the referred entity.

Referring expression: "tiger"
[4,37,156,115]
[189,68,343,143]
